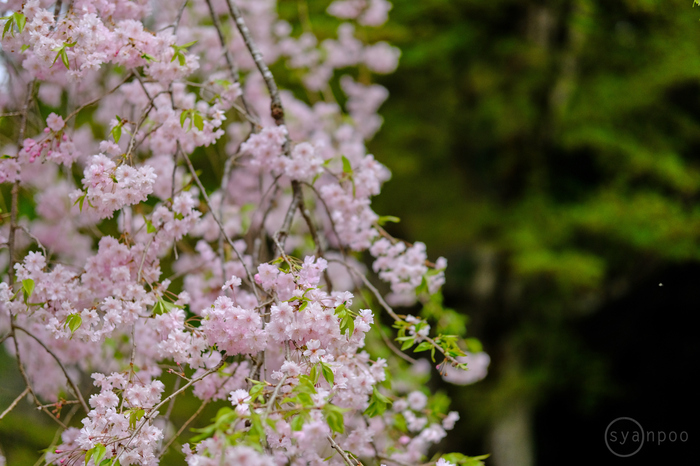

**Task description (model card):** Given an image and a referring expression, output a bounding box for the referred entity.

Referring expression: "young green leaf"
[65,313,82,335]
[92,444,107,466]
[145,218,156,234]
[321,362,334,386]
[414,341,433,353]
[324,406,344,433]
[22,278,35,302]
[193,112,204,131]
[377,215,400,225]
[341,155,353,175]
[13,12,26,33]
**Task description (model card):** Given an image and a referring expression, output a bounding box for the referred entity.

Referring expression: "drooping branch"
[225,0,284,127]
[13,325,89,413]
[113,358,226,464]
[0,386,30,420]
[8,80,36,286]
[180,147,261,301]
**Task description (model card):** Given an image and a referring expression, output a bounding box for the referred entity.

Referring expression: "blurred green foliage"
[352,0,700,455]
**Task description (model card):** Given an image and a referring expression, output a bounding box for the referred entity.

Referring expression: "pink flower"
[46,113,64,132]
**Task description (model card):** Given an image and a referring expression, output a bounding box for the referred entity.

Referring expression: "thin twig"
[159,398,209,454]
[225,0,284,126]
[327,435,358,466]
[203,0,256,125]
[331,259,463,367]
[10,326,67,428]
[19,225,48,258]
[64,73,133,123]
[0,386,30,420]
[172,0,189,35]
[181,148,260,301]
[8,80,35,286]
[113,359,226,464]
[0,331,12,345]
[52,0,64,22]
[13,325,89,413]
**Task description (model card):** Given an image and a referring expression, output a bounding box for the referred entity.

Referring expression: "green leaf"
[310,364,320,385]
[373,386,392,404]
[321,362,334,386]
[92,444,107,466]
[128,408,145,430]
[152,300,164,316]
[414,341,432,353]
[60,48,69,69]
[85,447,94,466]
[324,406,344,433]
[2,17,14,40]
[377,215,401,225]
[399,337,415,351]
[193,112,204,131]
[20,44,29,52]
[65,313,82,334]
[22,278,35,302]
[145,218,156,234]
[180,110,189,128]
[13,12,25,33]
[291,414,305,431]
[341,155,353,175]
[249,382,265,402]
[153,298,179,316]
[441,453,490,466]
[340,314,354,337]
[112,124,122,143]
[364,386,392,417]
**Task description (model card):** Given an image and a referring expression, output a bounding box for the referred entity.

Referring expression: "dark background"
[364,0,700,463]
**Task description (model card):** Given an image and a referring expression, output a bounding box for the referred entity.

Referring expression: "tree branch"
[13,325,89,413]
[0,386,30,420]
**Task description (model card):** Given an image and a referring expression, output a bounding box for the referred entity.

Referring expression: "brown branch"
[327,435,360,466]
[225,0,284,126]
[0,386,30,420]
[8,80,35,286]
[297,193,333,290]
[203,0,256,125]
[180,147,260,301]
[159,398,209,455]
[64,72,133,124]
[113,358,226,464]
[13,325,89,413]
[9,327,67,428]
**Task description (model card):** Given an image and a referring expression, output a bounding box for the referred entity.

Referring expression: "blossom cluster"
[0,1,488,465]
